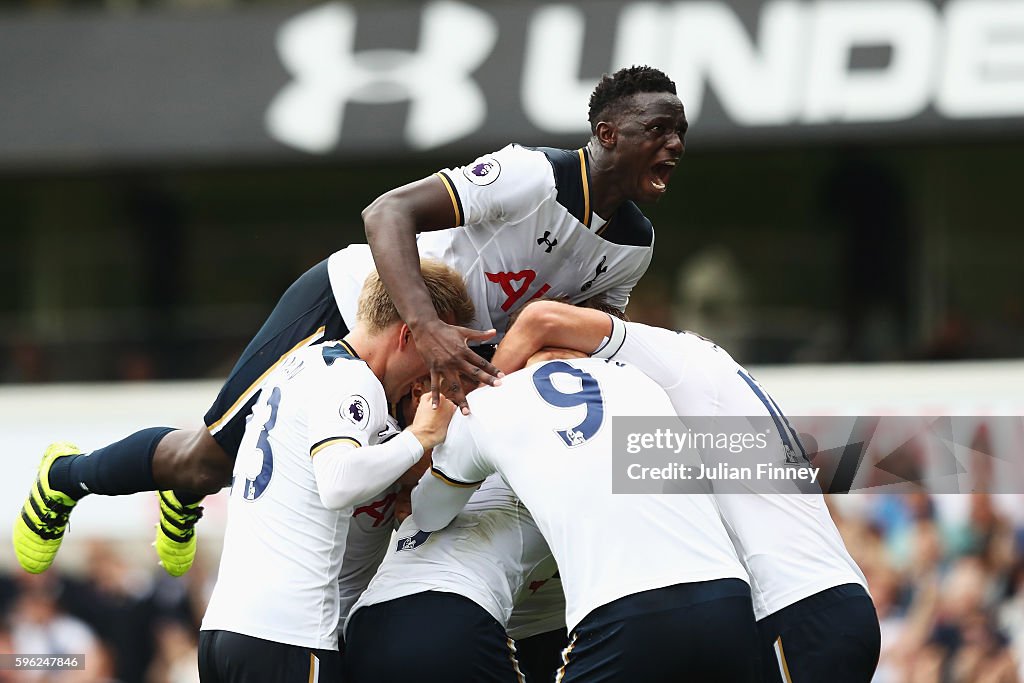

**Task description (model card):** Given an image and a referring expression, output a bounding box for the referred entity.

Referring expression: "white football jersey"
[506,577,567,641]
[426,358,748,631]
[335,415,404,634]
[201,340,394,650]
[328,144,654,340]
[335,483,399,634]
[593,321,869,620]
[346,475,554,636]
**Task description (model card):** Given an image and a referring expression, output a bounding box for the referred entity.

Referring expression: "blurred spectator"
[673,245,748,360]
[1000,560,1024,680]
[145,620,199,683]
[59,541,158,682]
[2,339,48,384]
[927,558,1018,683]
[0,624,18,683]
[9,573,99,683]
[833,489,1022,682]
[919,307,975,361]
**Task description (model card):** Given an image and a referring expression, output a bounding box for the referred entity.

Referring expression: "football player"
[14,65,687,578]
[492,300,881,683]
[412,349,760,682]
[198,261,469,683]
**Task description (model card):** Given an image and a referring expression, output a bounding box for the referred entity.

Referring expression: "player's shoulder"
[519,145,590,221]
[303,341,382,391]
[520,146,654,247]
[617,322,724,360]
[525,145,581,175]
[676,329,739,361]
[308,339,363,369]
[454,143,554,189]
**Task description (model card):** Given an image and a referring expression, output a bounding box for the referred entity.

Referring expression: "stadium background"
[1,0,1022,681]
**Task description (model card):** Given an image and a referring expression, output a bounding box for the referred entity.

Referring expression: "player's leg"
[198,630,342,683]
[514,629,566,682]
[12,258,347,575]
[161,257,348,574]
[345,592,524,683]
[758,584,880,683]
[557,579,760,683]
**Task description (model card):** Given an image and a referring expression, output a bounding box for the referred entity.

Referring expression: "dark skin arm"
[363,175,502,413]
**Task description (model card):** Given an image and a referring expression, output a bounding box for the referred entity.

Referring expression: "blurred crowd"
[0,541,209,683]
[835,492,1023,683]
[1,492,1021,682]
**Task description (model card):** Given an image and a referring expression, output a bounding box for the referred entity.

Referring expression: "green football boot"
[12,442,81,574]
[154,490,204,577]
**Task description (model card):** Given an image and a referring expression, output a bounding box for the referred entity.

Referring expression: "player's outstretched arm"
[410,408,487,532]
[410,469,476,532]
[312,431,423,511]
[312,396,456,511]
[492,301,612,374]
[363,177,502,414]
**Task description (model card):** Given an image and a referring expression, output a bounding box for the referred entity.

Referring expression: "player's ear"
[399,323,413,350]
[595,120,617,148]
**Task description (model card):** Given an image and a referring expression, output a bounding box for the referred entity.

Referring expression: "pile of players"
[13,66,880,683]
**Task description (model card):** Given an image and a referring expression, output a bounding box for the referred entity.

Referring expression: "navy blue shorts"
[558,578,760,683]
[345,591,524,683]
[198,630,342,683]
[757,583,880,683]
[203,258,348,456]
[515,628,566,682]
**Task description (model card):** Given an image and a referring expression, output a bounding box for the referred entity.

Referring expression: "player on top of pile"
[14,65,687,579]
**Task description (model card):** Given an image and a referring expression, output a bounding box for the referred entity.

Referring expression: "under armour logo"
[537,231,558,253]
[266,2,498,153]
[581,255,608,291]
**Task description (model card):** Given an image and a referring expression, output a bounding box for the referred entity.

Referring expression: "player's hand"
[394,486,413,524]
[409,393,456,451]
[415,319,502,414]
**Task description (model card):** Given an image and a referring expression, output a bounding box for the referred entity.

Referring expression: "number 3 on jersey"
[241,386,281,501]
[532,361,604,447]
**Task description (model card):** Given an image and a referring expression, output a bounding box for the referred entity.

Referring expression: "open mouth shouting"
[649,158,678,193]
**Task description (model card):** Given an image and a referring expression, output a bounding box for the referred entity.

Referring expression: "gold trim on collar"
[577,149,591,228]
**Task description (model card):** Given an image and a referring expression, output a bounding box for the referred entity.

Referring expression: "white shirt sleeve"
[438,144,554,227]
[312,431,423,511]
[304,364,423,510]
[411,412,492,532]
[592,319,689,392]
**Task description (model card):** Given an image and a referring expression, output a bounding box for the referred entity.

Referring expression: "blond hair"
[356,259,474,333]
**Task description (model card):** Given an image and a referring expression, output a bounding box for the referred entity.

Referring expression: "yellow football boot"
[12,442,81,574]
[154,490,204,577]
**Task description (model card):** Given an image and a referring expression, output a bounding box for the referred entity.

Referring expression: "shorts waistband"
[584,578,751,626]
[762,583,870,626]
